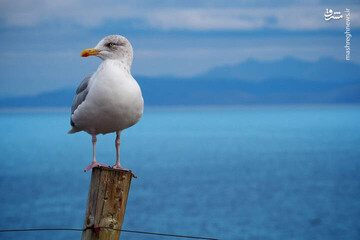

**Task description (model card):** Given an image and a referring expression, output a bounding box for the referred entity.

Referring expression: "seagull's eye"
[107,43,115,47]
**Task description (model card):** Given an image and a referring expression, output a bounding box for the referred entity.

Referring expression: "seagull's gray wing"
[70,73,92,126]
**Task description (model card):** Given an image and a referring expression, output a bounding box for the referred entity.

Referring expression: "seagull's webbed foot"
[112,164,137,178]
[84,161,110,172]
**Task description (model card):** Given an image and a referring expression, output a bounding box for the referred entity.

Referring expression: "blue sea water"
[0,106,359,240]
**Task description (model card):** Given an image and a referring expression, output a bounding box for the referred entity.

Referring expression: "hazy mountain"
[199,57,360,82]
[1,57,359,107]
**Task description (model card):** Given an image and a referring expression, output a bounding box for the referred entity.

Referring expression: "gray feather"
[70,74,92,126]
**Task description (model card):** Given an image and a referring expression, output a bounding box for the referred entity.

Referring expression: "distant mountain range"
[1,57,359,107]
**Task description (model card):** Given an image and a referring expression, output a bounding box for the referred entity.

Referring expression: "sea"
[0,105,359,240]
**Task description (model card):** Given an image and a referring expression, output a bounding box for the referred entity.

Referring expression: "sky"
[0,0,359,96]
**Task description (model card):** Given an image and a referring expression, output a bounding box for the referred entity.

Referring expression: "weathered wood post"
[81,167,132,240]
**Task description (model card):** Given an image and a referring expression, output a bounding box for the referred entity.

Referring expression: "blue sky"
[0,0,359,96]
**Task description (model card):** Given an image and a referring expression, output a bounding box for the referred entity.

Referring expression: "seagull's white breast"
[73,60,144,134]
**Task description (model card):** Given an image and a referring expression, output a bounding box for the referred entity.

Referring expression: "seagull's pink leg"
[84,134,108,172]
[112,131,137,178]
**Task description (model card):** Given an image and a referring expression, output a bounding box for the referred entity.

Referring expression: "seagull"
[68,35,144,177]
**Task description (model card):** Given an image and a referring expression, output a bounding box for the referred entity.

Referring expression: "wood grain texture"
[81,167,132,240]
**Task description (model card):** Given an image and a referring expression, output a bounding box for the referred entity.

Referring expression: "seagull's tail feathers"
[68,127,80,134]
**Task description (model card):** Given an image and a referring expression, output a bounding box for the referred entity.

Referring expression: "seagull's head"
[81,35,133,64]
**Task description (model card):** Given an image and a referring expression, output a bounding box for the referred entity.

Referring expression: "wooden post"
[81,167,132,240]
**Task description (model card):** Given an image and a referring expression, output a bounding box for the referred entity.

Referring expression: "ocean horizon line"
[1,103,360,113]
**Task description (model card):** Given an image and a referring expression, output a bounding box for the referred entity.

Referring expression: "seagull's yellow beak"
[81,48,100,57]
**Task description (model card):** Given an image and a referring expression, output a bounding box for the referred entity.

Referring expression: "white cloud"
[0,0,132,27]
[146,9,264,30]
[147,6,360,31]
[0,0,358,30]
